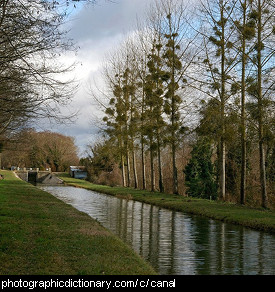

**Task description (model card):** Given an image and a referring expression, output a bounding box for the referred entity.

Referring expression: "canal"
[41,185,275,275]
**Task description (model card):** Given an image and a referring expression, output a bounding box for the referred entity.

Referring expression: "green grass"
[58,173,275,234]
[0,170,157,275]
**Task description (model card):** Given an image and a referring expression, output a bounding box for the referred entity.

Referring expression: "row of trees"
[1,129,79,172]
[88,0,274,208]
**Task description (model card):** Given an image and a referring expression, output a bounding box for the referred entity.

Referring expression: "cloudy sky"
[41,0,155,156]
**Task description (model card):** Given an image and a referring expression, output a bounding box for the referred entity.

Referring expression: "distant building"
[69,166,88,180]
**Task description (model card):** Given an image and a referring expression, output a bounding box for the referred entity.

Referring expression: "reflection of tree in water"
[43,186,275,275]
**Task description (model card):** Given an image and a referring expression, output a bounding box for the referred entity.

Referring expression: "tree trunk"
[157,134,164,193]
[121,152,126,187]
[171,59,178,195]
[257,0,268,208]
[240,0,247,205]
[126,149,131,187]
[172,141,178,195]
[119,135,126,187]
[150,138,155,192]
[140,84,147,190]
[141,137,146,190]
[219,3,226,201]
[132,149,138,189]
[219,139,226,201]
[240,69,247,204]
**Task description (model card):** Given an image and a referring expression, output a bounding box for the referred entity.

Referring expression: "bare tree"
[197,0,239,200]
[0,0,79,138]
[149,0,199,195]
[248,0,274,208]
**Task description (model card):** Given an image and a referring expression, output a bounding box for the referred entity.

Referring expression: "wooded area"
[1,129,79,172]
[84,0,274,209]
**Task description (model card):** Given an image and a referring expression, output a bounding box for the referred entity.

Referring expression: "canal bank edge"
[0,170,157,275]
[57,173,275,235]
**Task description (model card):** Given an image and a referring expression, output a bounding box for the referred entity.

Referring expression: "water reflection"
[41,186,275,275]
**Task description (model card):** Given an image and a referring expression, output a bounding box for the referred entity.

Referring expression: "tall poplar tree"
[199,0,237,200]
[144,39,167,192]
[157,0,194,195]
[246,0,274,208]
[136,53,148,190]
[232,0,256,204]
[103,84,126,186]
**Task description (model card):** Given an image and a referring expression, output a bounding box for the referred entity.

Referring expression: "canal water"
[40,185,275,275]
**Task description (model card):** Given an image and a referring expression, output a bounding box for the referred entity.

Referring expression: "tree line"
[1,129,79,172]
[85,0,274,209]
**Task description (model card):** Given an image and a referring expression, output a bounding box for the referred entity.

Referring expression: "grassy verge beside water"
[58,173,275,234]
[0,170,157,275]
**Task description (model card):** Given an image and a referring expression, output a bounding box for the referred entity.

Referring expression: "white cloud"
[40,0,155,156]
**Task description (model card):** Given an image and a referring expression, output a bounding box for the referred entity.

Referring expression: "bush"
[184,138,217,200]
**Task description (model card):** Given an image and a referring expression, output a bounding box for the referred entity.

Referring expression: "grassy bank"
[0,170,157,275]
[58,173,275,234]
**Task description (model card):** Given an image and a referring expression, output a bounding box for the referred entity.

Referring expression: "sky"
[41,0,155,156]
